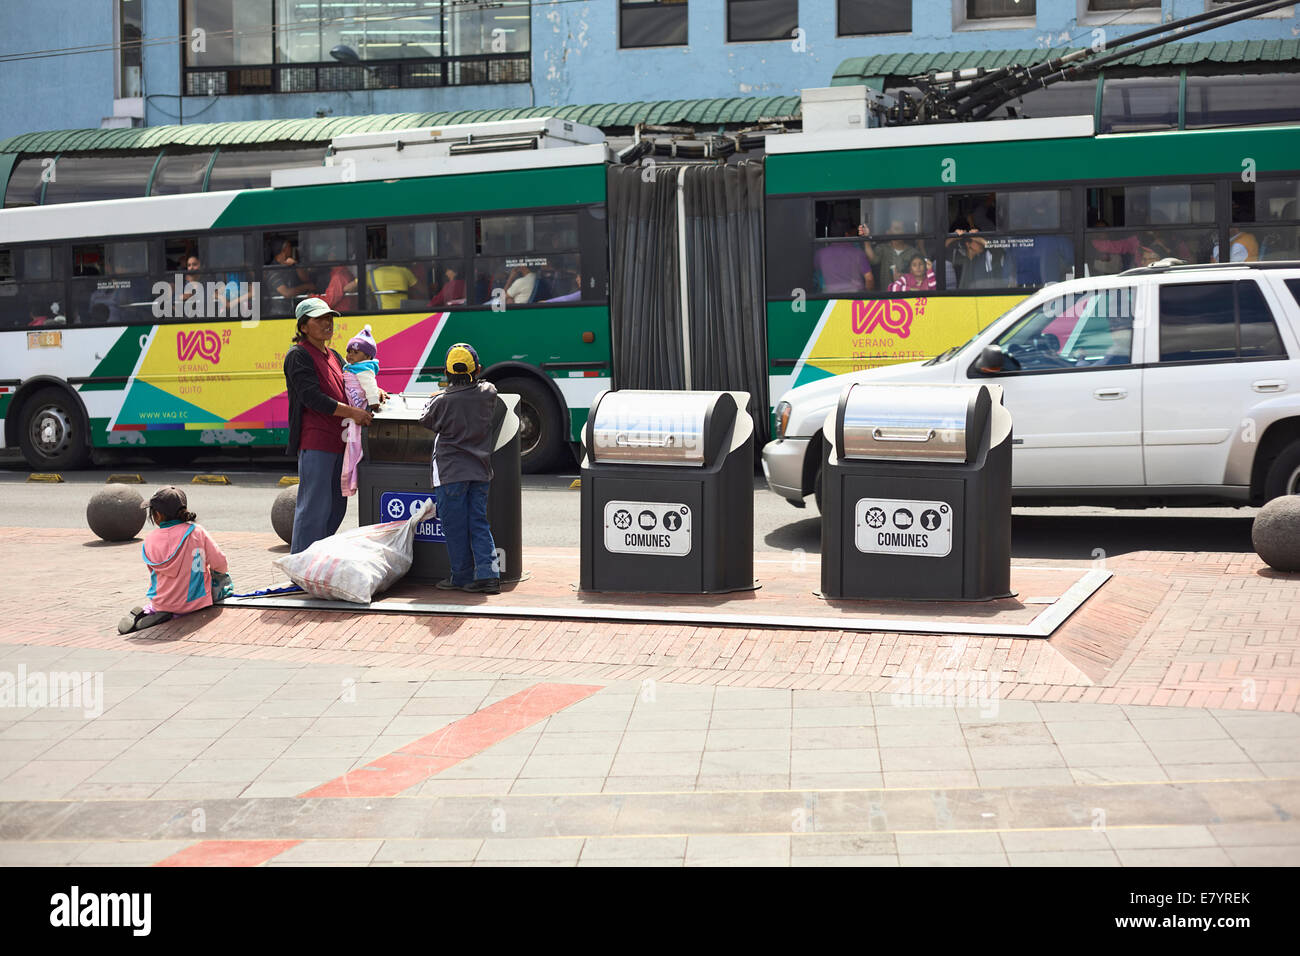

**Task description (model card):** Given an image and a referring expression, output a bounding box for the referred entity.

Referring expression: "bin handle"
[615,433,676,448]
[872,427,935,443]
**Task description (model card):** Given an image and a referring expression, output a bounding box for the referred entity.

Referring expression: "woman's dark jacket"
[282,343,344,455]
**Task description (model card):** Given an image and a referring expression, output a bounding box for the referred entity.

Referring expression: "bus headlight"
[775,401,791,439]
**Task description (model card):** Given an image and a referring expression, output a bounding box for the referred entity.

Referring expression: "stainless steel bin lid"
[836,383,993,463]
[363,391,520,461]
[586,390,738,467]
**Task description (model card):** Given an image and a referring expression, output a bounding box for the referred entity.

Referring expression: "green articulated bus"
[0,119,612,472]
[762,116,1300,406]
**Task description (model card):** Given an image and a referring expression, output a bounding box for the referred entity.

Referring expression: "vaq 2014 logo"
[851,298,919,338]
[176,329,223,364]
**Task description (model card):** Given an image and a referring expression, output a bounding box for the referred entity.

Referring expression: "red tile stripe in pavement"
[299,682,605,798]
[154,840,303,867]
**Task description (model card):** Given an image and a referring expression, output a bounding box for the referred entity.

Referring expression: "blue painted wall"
[0,2,117,138]
[1,1,1296,140]
[535,0,1300,105]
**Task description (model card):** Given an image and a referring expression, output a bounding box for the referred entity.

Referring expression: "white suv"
[763,263,1300,510]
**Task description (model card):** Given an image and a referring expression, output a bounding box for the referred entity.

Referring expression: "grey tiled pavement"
[0,643,1297,866]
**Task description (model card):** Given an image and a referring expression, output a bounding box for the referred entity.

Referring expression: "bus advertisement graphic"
[788,294,1026,389]
[109,311,448,436]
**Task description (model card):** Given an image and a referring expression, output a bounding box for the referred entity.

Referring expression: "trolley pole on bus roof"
[885,0,1293,128]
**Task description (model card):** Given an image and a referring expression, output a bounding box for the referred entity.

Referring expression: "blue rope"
[229,584,305,599]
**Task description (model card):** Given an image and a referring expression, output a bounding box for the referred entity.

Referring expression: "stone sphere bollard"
[87,484,148,542]
[272,484,298,545]
[1252,496,1300,572]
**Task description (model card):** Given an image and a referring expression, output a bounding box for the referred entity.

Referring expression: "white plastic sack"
[273,498,434,604]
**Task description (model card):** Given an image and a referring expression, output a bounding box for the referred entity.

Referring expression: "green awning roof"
[831,38,1300,85]
[0,96,802,156]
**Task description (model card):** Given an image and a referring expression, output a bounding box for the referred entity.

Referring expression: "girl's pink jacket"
[141,521,229,614]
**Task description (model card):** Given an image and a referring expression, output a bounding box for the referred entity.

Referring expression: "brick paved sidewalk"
[1,646,1297,867]
[1,527,1296,711]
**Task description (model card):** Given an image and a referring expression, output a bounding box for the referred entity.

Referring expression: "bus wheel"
[19,386,92,471]
[496,376,566,474]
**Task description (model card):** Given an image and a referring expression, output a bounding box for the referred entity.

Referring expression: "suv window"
[1285,278,1300,311]
[992,286,1135,371]
[1158,281,1286,363]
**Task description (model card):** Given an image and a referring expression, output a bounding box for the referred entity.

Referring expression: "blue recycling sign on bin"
[379,491,444,542]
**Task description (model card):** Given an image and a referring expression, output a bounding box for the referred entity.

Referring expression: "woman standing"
[282,297,373,553]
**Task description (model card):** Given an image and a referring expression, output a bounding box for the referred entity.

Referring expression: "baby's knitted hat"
[346,324,378,359]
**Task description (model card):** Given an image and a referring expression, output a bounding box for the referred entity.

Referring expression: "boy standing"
[420,343,503,594]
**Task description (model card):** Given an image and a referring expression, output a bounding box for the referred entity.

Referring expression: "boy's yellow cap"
[446,343,480,375]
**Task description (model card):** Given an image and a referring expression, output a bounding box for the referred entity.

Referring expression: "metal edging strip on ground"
[220,568,1111,638]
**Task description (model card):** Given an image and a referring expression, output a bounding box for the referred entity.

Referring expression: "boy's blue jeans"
[436,481,498,586]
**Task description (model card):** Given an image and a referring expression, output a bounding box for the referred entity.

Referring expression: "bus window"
[70,240,153,325]
[160,234,257,321]
[262,231,315,317]
[474,212,581,305]
[300,226,358,314]
[0,247,67,329]
[946,189,1074,289]
[1085,183,1216,274]
[813,195,937,293]
[364,220,464,311]
[1231,178,1300,262]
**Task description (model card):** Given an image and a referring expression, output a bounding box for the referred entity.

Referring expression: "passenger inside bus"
[180,254,204,308]
[862,219,920,287]
[504,263,538,304]
[545,271,583,302]
[949,231,1015,289]
[265,239,315,315]
[888,253,936,292]
[318,264,358,313]
[1212,202,1260,262]
[27,301,68,327]
[429,265,467,307]
[814,220,874,293]
[366,261,424,310]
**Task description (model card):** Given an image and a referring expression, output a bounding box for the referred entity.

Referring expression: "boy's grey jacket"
[419,380,503,486]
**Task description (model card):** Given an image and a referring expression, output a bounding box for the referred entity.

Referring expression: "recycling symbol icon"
[865,507,887,529]
[386,498,406,519]
[612,509,632,530]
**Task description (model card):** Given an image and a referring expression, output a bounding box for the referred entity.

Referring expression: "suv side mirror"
[975,345,1011,375]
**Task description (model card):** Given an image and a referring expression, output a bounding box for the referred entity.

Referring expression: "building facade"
[1,1,1298,140]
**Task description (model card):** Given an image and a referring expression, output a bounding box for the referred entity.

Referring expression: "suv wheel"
[1264,440,1300,500]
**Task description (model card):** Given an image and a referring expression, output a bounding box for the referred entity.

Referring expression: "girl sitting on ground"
[119,486,230,634]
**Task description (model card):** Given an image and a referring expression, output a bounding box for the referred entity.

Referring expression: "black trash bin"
[357,391,523,584]
[580,389,754,594]
[821,382,1013,601]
